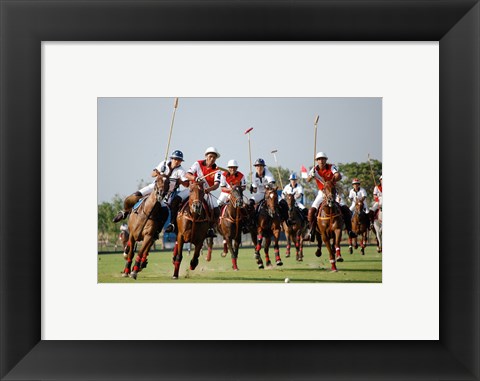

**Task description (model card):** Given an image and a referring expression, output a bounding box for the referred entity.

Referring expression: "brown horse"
[282,193,308,261]
[316,181,344,272]
[172,181,210,279]
[350,197,369,255]
[254,185,283,268]
[217,185,247,270]
[123,175,170,279]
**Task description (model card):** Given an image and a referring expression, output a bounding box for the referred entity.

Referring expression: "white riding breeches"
[250,191,265,205]
[311,191,324,209]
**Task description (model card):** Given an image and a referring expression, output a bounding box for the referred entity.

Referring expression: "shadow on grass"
[196,276,381,283]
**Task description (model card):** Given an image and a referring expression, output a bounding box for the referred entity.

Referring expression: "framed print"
[1,1,479,380]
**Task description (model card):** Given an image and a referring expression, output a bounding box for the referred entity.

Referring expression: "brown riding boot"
[206,207,220,238]
[165,195,182,233]
[307,207,318,242]
[112,191,142,222]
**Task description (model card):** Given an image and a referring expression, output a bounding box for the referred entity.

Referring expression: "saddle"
[132,197,147,213]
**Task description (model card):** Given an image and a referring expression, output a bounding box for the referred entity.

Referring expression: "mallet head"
[244,127,254,134]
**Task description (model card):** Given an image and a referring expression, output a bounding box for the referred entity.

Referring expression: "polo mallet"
[313,115,319,169]
[244,127,254,184]
[271,149,284,189]
[164,97,179,165]
[367,153,378,188]
[196,166,228,181]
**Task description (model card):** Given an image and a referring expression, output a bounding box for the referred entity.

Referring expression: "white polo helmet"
[227,159,239,167]
[379,175,383,180]
[315,152,328,160]
[204,146,220,158]
[352,178,361,185]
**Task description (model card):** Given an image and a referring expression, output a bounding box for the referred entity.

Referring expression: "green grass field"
[98,243,382,283]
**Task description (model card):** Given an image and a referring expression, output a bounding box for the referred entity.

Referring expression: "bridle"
[189,181,205,216]
[229,186,244,208]
[154,176,169,204]
[264,188,279,219]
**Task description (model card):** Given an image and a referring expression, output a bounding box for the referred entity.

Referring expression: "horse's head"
[285,193,296,215]
[264,185,279,216]
[323,181,337,208]
[230,185,244,208]
[355,197,365,213]
[154,175,170,203]
[189,181,205,216]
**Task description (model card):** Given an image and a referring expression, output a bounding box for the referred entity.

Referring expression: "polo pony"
[217,185,247,270]
[254,185,283,269]
[316,181,344,272]
[172,181,210,279]
[122,175,169,279]
[283,193,308,261]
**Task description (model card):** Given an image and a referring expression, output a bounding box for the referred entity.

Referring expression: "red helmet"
[352,178,361,185]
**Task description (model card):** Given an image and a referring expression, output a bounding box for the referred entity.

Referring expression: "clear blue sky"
[98,97,381,203]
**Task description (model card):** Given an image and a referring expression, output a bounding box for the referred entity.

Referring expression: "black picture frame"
[1,0,479,380]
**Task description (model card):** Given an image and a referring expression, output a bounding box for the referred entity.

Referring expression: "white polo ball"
[284,278,290,283]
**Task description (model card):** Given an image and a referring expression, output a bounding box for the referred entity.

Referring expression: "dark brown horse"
[350,197,369,255]
[172,181,210,279]
[282,193,308,261]
[217,185,247,270]
[254,185,283,268]
[123,175,170,279]
[316,181,344,272]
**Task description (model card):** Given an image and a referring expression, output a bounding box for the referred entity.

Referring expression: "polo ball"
[284,278,290,283]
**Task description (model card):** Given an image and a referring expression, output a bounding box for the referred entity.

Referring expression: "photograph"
[98,97,382,282]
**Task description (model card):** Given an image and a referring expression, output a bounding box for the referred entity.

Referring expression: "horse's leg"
[322,233,337,272]
[264,234,272,267]
[230,236,239,271]
[130,236,154,280]
[297,232,304,261]
[360,231,366,255]
[285,238,291,258]
[254,230,264,269]
[315,222,322,257]
[222,238,228,257]
[190,241,202,271]
[348,237,353,254]
[122,235,136,277]
[272,227,283,266]
[335,229,343,262]
[205,237,213,262]
[172,236,184,279]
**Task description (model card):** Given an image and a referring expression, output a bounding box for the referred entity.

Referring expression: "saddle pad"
[133,197,146,212]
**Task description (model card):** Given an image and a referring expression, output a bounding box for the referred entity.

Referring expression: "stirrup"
[165,223,175,233]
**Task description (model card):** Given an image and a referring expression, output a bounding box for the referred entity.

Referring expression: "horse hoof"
[121,272,129,278]
[172,275,178,280]
[258,264,264,269]
[315,249,322,257]
[336,256,344,262]
[232,266,239,271]
[129,272,137,280]
[349,246,353,254]
[331,268,338,273]
[285,253,290,258]
[123,253,128,259]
